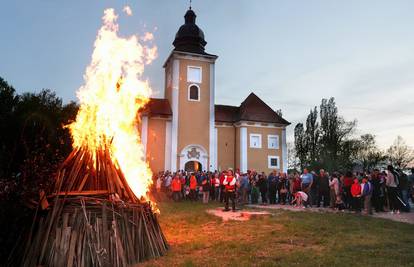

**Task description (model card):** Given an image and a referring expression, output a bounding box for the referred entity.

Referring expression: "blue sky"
[1,0,413,148]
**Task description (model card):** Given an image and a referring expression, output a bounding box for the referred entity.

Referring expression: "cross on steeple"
[189,0,192,10]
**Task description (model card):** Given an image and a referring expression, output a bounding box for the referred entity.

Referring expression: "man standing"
[300,168,313,207]
[361,177,373,215]
[371,169,384,212]
[240,173,249,204]
[257,174,268,204]
[318,169,330,207]
[267,170,279,204]
[310,171,319,206]
[223,170,237,211]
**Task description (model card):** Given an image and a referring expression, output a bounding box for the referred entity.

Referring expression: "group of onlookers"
[153,166,414,214]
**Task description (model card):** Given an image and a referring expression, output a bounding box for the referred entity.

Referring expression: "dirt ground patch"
[206,207,272,221]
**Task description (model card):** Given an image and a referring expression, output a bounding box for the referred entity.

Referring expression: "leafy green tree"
[0,77,78,263]
[294,123,307,170]
[294,97,358,172]
[305,106,320,169]
[319,97,356,171]
[287,142,300,172]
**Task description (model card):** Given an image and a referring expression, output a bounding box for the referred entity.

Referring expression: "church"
[139,8,290,174]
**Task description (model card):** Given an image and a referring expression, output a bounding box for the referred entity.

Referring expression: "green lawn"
[141,201,414,267]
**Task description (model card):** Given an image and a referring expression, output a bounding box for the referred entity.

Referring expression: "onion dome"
[173,8,207,54]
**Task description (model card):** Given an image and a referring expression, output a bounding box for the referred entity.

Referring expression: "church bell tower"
[163,8,218,172]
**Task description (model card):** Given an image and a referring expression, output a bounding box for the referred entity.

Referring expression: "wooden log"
[67,228,78,267]
[51,190,109,197]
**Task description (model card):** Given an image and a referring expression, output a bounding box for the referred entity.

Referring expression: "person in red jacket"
[171,175,182,201]
[343,171,354,209]
[350,178,362,212]
[189,173,198,201]
[223,169,237,211]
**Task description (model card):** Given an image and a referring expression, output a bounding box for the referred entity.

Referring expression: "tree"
[293,97,358,172]
[319,97,356,171]
[0,78,20,177]
[356,134,385,171]
[387,136,414,169]
[0,77,79,263]
[287,142,300,172]
[294,123,307,170]
[305,107,320,169]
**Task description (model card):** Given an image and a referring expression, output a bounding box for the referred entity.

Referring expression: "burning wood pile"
[22,147,167,266]
[17,7,167,266]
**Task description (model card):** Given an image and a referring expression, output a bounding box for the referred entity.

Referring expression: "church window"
[267,135,279,149]
[187,66,202,83]
[249,134,262,148]
[188,84,200,101]
[268,156,280,169]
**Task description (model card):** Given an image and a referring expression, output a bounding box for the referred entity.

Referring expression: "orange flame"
[69,8,155,200]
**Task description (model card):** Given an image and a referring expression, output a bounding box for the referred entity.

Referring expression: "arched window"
[188,84,200,101]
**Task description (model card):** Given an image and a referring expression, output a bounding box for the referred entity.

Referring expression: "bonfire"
[19,7,168,266]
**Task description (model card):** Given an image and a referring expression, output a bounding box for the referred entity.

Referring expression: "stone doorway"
[184,161,202,172]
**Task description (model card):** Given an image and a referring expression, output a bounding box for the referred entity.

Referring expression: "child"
[291,191,308,208]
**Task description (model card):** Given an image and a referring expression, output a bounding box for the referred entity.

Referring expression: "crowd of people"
[153,166,414,214]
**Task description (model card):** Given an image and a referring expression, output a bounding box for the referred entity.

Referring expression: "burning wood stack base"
[22,197,168,266]
[16,147,168,266]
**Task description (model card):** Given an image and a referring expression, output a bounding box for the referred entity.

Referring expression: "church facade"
[139,8,290,174]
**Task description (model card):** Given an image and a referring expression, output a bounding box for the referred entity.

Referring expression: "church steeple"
[173,8,207,54]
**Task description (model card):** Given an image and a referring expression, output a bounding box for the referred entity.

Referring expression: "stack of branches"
[11,146,168,266]
[21,198,168,266]
[53,146,138,202]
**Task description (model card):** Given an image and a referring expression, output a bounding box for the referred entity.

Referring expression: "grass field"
[141,201,414,267]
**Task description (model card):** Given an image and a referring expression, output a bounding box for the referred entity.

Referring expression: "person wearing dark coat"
[277,173,289,204]
[267,170,279,204]
[317,169,330,207]
[257,174,268,204]
[371,169,384,212]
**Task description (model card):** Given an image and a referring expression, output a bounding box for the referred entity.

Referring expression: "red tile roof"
[215,105,239,122]
[215,93,290,125]
[141,93,289,125]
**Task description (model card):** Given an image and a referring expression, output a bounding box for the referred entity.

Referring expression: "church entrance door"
[184,161,202,172]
